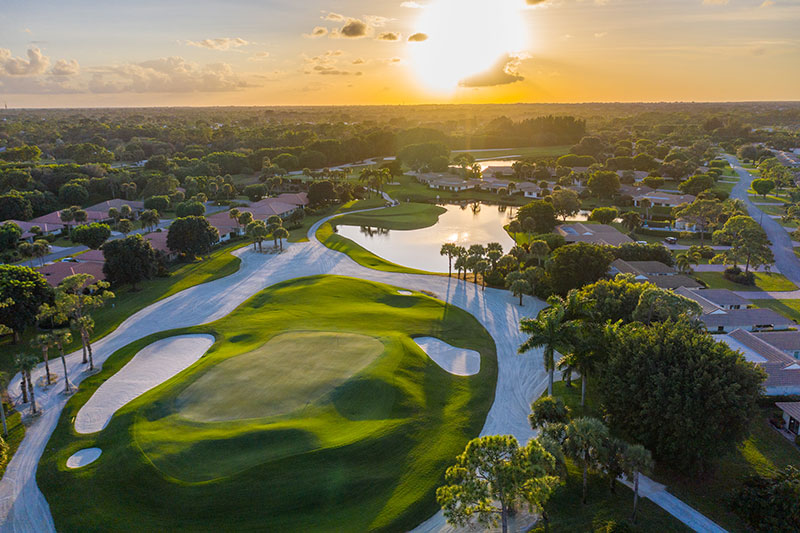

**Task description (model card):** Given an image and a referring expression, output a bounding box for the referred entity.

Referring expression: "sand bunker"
[413,337,480,376]
[397,290,412,295]
[74,334,215,434]
[66,448,102,469]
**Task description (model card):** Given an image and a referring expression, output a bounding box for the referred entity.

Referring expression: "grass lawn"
[384,174,530,206]
[38,275,498,532]
[694,271,798,292]
[549,379,799,532]
[535,380,690,532]
[752,299,800,322]
[0,410,25,479]
[454,145,571,160]
[752,203,787,217]
[333,202,446,231]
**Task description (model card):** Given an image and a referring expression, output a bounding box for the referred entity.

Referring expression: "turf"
[695,271,798,292]
[176,331,386,422]
[38,276,497,532]
[333,202,446,231]
[454,145,571,160]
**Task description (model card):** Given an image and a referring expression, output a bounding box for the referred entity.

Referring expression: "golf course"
[37,276,498,532]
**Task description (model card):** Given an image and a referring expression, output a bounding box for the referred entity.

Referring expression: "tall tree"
[437,435,559,533]
[167,216,219,258]
[712,215,774,273]
[31,333,55,385]
[0,265,52,343]
[623,444,654,522]
[102,235,159,290]
[563,417,609,504]
[519,300,574,396]
[440,243,458,277]
[71,223,111,250]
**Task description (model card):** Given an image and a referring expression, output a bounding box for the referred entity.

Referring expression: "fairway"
[177,331,386,422]
[39,276,497,532]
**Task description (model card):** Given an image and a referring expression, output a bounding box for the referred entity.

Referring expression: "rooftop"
[37,261,105,287]
[723,329,800,390]
[556,223,633,247]
[753,331,800,352]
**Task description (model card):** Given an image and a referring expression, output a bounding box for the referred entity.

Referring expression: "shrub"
[723,266,755,286]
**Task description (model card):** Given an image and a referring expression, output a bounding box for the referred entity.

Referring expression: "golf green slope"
[39,276,497,532]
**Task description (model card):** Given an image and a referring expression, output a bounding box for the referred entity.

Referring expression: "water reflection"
[336,204,517,272]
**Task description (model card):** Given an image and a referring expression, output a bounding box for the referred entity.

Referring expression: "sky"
[0,0,798,107]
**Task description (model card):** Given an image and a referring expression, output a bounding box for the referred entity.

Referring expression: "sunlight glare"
[409,0,528,93]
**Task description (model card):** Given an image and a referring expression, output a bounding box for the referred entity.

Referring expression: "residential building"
[720,329,800,395]
[632,191,696,208]
[675,288,793,332]
[1,220,62,240]
[776,403,800,436]
[610,259,702,289]
[753,331,800,360]
[482,166,515,179]
[87,199,145,214]
[416,173,477,192]
[674,288,749,310]
[555,223,633,246]
[38,261,105,287]
[207,212,243,242]
[30,209,108,230]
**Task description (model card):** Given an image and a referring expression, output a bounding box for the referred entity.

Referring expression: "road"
[725,154,800,289]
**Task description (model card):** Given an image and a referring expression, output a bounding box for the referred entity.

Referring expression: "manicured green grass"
[39,276,498,532]
[695,271,798,292]
[334,202,446,231]
[384,174,530,206]
[454,145,571,160]
[177,331,386,422]
[0,410,25,479]
[753,203,787,217]
[749,193,789,204]
[549,379,799,532]
[752,299,800,322]
[534,380,690,532]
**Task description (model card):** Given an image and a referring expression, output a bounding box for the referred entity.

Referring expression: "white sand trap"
[414,337,480,376]
[74,334,214,434]
[66,448,102,469]
[398,290,413,295]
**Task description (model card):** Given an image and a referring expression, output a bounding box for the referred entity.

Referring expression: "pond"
[336,204,518,272]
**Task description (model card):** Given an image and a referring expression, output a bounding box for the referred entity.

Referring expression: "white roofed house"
[609,259,702,289]
[516,182,542,198]
[720,329,800,396]
[415,173,477,192]
[753,331,800,360]
[556,223,633,247]
[481,166,515,179]
[633,191,696,208]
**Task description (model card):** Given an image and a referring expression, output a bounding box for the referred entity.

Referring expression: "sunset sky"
[1,0,799,107]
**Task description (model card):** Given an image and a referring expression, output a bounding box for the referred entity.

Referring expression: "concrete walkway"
[0,206,725,533]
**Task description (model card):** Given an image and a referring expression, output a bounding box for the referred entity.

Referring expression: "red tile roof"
[37,261,105,287]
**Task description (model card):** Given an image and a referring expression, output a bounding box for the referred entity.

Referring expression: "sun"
[409,0,529,93]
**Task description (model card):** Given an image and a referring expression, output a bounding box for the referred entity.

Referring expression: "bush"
[723,266,755,286]
[614,242,674,266]
[531,233,567,251]
[144,195,170,212]
[175,200,205,218]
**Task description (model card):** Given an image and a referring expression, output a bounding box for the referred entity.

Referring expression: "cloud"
[352,58,365,64]
[377,32,400,41]
[594,32,608,38]
[339,18,368,38]
[248,51,270,62]
[0,47,50,76]
[365,15,390,27]
[760,0,774,6]
[459,54,525,87]
[325,12,345,21]
[50,59,80,76]
[525,0,549,4]
[304,49,362,76]
[305,26,329,38]
[185,37,249,50]
[401,1,425,7]
[88,57,250,93]
[408,32,428,42]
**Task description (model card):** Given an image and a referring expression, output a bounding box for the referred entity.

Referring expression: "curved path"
[0,208,548,532]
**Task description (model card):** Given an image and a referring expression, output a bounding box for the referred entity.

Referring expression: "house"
[516,182,543,198]
[75,249,105,263]
[720,329,800,395]
[479,178,512,193]
[276,192,309,206]
[87,199,145,214]
[1,220,62,241]
[776,403,800,436]
[610,259,702,289]
[30,209,108,230]
[674,287,749,310]
[633,191,696,208]
[675,288,793,333]
[206,212,243,242]
[673,218,699,232]
[143,231,178,260]
[37,261,105,287]
[753,331,800,360]
[417,173,478,192]
[615,170,649,181]
[555,223,633,246]
[482,166,515,179]
[249,198,302,219]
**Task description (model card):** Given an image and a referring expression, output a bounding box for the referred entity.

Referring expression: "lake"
[336,204,518,272]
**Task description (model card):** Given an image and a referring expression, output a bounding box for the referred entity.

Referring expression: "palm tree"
[640,198,652,221]
[620,211,642,234]
[508,220,522,240]
[519,300,574,396]
[31,333,55,385]
[238,211,254,230]
[14,356,28,404]
[267,215,283,248]
[18,354,38,415]
[454,254,467,281]
[486,242,503,269]
[52,330,72,394]
[117,218,134,235]
[139,209,160,232]
[675,253,692,274]
[440,243,458,277]
[510,279,530,306]
[246,221,268,252]
[624,444,654,522]
[563,417,609,504]
[229,208,241,234]
[475,259,489,290]
[529,240,550,268]
[73,315,96,370]
[32,239,50,266]
[273,227,289,251]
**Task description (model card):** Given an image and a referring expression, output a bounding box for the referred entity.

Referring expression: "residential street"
[725,154,800,292]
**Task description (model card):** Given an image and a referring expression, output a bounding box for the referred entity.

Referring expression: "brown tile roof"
[31,210,108,226]
[206,212,241,235]
[37,261,105,287]
[143,231,171,253]
[276,192,308,206]
[76,249,105,263]
[86,199,145,212]
[248,199,299,218]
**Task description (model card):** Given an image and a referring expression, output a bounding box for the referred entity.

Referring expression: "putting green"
[176,331,386,421]
[39,276,497,532]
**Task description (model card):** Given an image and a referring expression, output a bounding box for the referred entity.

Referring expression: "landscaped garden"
[38,275,497,532]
